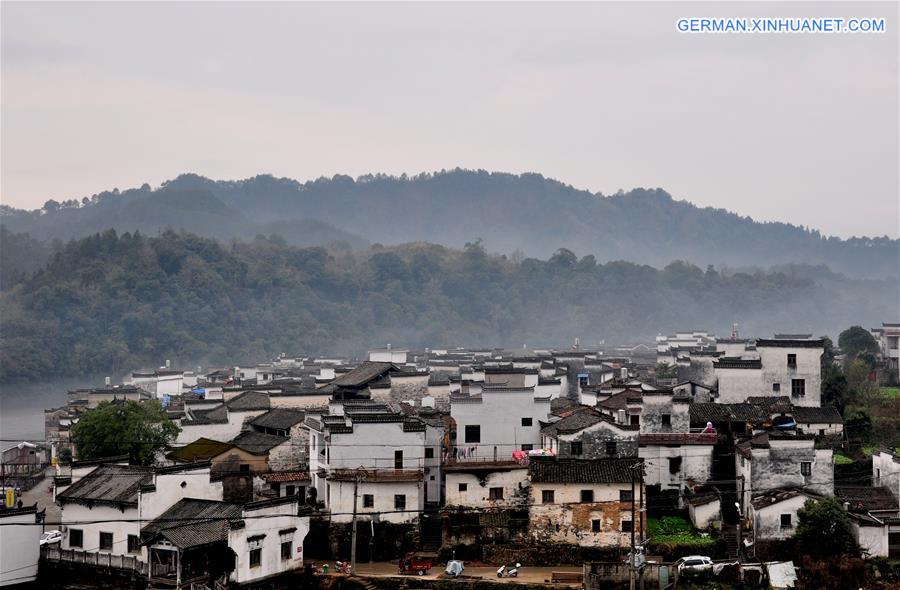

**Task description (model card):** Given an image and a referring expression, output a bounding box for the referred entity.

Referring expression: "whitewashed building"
[0,504,41,587]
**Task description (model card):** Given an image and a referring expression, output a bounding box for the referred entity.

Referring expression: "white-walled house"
[528,458,644,548]
[715,339,824,407]
[540,407,639,460]
[749,488,821,541]
[325,469,424,524]
[443,462,529,509]
[0,504,41,587]
[638,433,716,494]
[874,449,900,500]
[450,385,551,461]
[176,390,271,444]
[836,486,900,558]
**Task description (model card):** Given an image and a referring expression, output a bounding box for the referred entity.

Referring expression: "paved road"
[353,562,582,585]
[20,468,61,526]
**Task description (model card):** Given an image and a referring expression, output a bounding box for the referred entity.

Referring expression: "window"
[581,489,595,503]
[570,441,583,456]
[620,490,633,502]
[791,379,805,397]
[363,494,374,508]
[489,487,504,500]
[250,548,262,568]
[772,383,781,392]
[127,535,140,554]
[521,417,533,427]
[621,519,633,532]
[281,541,292,560]
[239,464,250,473]
[591,519,601,533]
[394,450,404,469]
[99,532,113,551]
[285,485,295,496]
[606,441,617,456]
[578,375,589,388]
[787,354,797,368]
[542,490,555,504]
[780,514,792,529]
[661,414,671,428]
[394,494,406,510]
[630,415,640,427]
[69,529,83,548]
[458,483,468,492]
[521,444,534,451]
[801,461,812,476]
[425,447,435,459]
[464,425,481,443]
[668,457,683,474]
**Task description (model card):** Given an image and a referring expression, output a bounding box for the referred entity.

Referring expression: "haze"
[1,1,898,239]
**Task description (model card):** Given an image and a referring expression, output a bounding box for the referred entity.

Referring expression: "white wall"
[444,469,528,508]
[688,500,721,530]
[60,503,142,558]
[228,503,309,584]
[529,482,637,547]
[873,451,900,502]
[854,522,887,557]
[0,509,41,587]
[752,494,810,541]
[715,367,763,404]
[758,345,822,407]
[639,444,714,490]
[326,479,422,524]
[451,390,550,459]
[328,423,426,471]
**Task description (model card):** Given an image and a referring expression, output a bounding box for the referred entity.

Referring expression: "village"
[2,325,900,590]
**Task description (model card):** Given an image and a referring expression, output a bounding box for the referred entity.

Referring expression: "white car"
[40,530,63,546]
[675,555,713,575]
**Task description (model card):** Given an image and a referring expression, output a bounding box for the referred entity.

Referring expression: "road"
[20,468,61,526]
[353,562,582,585]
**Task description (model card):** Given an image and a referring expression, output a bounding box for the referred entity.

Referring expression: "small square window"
[630,415,640,426]
[542,490,555,504]
[521,444,534,451]
[285,485,295,496]
[621,519,633,533]
[425,448,435,459]
[606,441,617,456]
[250,548,262,568]
[281,540,293,560]
[792,379,805,397]
[581,489,595,503]
[521,417,533,427]
[458,483,468,492]
[239,464,250,473]
[780,514,792,528]
[669,457,682,474]
[591,519,601,533]
[69,529,83,548]
[363,494,374,508]
[661,414,671,428]
[394,494,406,510]
[773,383,781,392]
[465,425,481,443]
[787,354,797,368]
[801,461,812,476]
[489,487,504,500]
[99,532,113,551]
[570,441,583,456]
[127,534,140,554]
[620,490,633,502]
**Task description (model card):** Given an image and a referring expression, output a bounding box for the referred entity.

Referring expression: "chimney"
[387,343,391,351]
[617,409,627,424]
[620,368,628,379]
[165,359,171,369]
[105,376,111,387]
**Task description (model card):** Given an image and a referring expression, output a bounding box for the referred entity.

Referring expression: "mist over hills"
[2,169,897,279]
[1,229,895,383]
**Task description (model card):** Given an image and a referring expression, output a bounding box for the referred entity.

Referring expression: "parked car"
[675,555,713,576]
[39,530,63,546]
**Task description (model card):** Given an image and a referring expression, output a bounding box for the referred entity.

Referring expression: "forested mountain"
[2,170,896,279]
[1,230,895,382]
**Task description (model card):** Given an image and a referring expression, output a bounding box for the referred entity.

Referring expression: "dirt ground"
[351,562,582,585]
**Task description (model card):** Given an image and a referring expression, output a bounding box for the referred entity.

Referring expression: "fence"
[41,545,147,575]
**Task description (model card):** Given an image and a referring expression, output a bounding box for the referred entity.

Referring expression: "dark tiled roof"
[168,438,236,462]
[751,487,820,510]
[528,458,638,485]
[757,338,825,348]
[542,407,637,437]
[836,486,899,512]
[327,362,398,389]
[251,408,305,430]
[264,470,312,483]
[184,404,228,425]
[746,396,792,410]
[714,359,762,369]
[639,433,717,445]
[328,468,423,482]
[597,389,643,411]
[792,406,843,424]
[230,431,288,454]
[690,403,769,424]
[226,390,271,411]
[57,464,153,506]
[142,498,242,548]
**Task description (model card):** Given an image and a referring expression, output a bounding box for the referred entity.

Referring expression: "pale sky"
[2,1,898,238]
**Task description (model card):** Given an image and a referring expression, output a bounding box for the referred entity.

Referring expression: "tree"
[794,497,859,558]
[820,337,848,413]
[57,447,73,466]
[71,400,180,465]
[838,326,879,359]
[656,362,677,379]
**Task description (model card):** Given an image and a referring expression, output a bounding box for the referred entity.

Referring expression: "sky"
[1,1,898,239]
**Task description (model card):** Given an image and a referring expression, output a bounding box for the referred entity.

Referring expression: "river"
[0,378,102,442]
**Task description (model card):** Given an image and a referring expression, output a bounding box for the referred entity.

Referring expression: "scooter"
[497,563,521,578]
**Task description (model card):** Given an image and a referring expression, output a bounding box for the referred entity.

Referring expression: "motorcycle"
[497,563,521,578]
[335,560,352,574]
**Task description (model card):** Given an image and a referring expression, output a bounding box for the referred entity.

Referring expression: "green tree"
[794,497,859,558]
[656,362,677,379]
[820,337,848,413]
[71,400,180,465]
[838,326,879,359]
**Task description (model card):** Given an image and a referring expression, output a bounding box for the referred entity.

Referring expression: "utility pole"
[629,464,636,590]
[350,467,366,575]
[638,463,645,590]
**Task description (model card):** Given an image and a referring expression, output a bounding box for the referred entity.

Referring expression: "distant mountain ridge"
[2,169,896,278]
